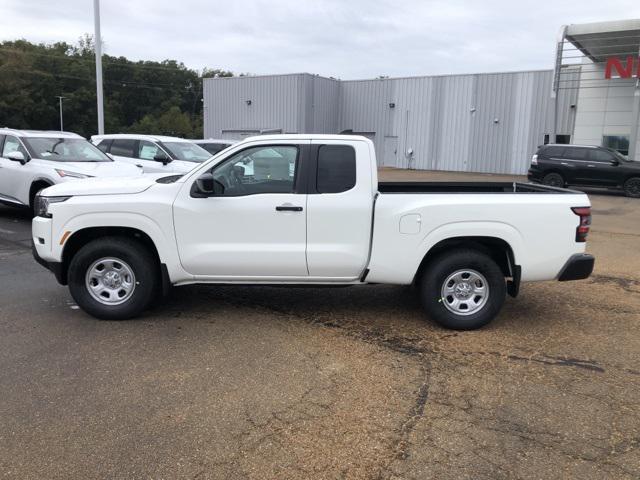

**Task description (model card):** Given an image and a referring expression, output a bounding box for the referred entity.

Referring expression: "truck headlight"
[55,169,92,179]
[34,195,71,218]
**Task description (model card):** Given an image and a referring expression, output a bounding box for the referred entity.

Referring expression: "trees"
[0,37,233,138]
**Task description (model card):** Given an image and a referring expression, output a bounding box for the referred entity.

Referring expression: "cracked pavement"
[0,170,639,479]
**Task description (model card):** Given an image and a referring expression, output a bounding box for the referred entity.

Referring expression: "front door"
[173,142,308,278]
[135,140,174,173]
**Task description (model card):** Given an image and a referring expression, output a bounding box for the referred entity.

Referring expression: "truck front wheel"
[68,237,158,320]
[420,249,506,330]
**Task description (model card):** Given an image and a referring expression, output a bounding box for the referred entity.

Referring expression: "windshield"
[199,142,232,155]
[160,142,211,163]
[24,137,112,162]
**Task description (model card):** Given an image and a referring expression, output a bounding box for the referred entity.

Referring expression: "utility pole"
[56,96,66,131]
[93,0,105,134]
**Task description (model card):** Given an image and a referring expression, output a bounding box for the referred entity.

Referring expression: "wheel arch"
[29,179,54,207]
[60,226,164,286]
[413,235,518,285]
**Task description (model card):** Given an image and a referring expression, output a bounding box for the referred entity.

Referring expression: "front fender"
[52,211,188,283]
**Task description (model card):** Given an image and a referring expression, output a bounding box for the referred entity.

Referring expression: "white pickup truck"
[32,135,595,330]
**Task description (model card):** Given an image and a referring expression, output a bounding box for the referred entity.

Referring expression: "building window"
[602,135,629,156]
[555,134,571,144]
[543,134,550,145]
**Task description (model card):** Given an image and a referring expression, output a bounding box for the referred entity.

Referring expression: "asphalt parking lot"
[1,170,639,479]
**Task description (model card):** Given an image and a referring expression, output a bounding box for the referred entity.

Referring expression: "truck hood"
[42,174,174,197]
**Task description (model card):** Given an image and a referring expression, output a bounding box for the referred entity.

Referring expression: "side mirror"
[610,159,620,166]
[6,151,26,164]
[154,154,171,165]
[191,173,225,197]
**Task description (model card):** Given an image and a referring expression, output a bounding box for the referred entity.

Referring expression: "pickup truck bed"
[378,182,574,194]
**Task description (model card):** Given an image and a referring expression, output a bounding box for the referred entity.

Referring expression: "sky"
[2,0,640,79]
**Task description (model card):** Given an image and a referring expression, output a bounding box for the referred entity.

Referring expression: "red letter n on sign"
[605,56,634,79]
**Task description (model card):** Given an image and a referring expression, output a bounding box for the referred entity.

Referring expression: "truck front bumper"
[558,253,595,281]
[31,216,66,285]
[32,241,66,285]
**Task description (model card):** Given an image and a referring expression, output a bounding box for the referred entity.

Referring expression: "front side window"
[110,139,137,158]
[316,145,356,193]
[23,137,109,162]
[588,149,615,163]
[2,136,28,158]
[137,140,168,161]
[210,145,298,196]
[161,142,211,163]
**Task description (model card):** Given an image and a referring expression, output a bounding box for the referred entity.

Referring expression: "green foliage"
[0,36,234,139]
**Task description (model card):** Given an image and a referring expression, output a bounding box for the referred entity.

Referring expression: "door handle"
[276,205,303,212]
[587,164,596,167]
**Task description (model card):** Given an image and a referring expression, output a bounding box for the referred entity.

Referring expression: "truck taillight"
[531,154,538,165]
[571,207,591,242]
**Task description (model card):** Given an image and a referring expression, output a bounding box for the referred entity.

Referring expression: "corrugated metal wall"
[339,71,578,174]
[203,70,578,174]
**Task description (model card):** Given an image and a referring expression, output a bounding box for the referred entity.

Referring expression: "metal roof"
[564,19,640,62]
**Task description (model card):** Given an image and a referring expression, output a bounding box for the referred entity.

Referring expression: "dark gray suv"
[527,144,640,197]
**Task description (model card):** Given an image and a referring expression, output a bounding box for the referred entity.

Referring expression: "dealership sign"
[605,56,640,79]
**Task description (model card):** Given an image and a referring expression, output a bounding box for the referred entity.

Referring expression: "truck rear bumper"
[558,253,595,281]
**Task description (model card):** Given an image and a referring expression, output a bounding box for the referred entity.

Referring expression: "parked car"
[0,128,142,213]
[528,143,640,197]
[192,139,235,156]
[91,134,211,174]
[33,134,594,330]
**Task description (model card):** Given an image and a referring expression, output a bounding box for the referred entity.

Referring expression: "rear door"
[561,147,591,184]
[108,139,139,169]
[306,139,373,278]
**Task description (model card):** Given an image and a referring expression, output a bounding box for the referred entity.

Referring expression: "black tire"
[419,249,506,330]
[542,172,564,188]
[68,236,158,320]
[623,177,640,198]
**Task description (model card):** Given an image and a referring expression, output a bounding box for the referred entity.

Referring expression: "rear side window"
[96,139,112,153]
[542,146,565,157]
[110,139,137,158]
[564,148,590,160]
[316,145,356,194]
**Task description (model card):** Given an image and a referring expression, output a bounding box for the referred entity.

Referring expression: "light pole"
[93,0,105,134]
[56,96,65,131]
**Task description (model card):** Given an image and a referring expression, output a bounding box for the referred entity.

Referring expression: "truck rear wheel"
[419,249,506,330]
[68,237,158,320]
[542,172,564,188]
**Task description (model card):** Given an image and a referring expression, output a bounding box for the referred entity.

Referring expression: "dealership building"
[203,19,640,175]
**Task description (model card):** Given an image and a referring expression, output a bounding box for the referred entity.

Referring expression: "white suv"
[91,134,212,174]
[0,128,142,212]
